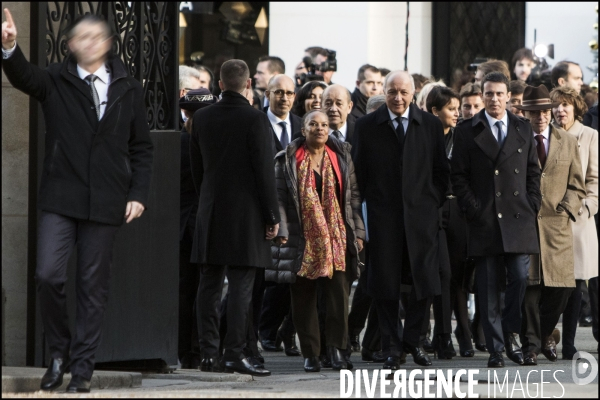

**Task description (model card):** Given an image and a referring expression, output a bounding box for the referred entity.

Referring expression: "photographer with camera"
[295,46,337,88]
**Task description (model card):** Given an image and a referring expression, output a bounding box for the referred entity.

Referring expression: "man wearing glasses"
[266,75,302,155]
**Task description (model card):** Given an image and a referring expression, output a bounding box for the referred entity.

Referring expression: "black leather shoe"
[382,355,406,370]
[277,330,301,356]
[260,339,282,352]
[541,335,558,362]
[460,349,475,357]
[304,357,321,372]
[320,354,332,368]
[361,349,387,363]
[403,343,432,366]
[200,357,227,373]
[487,352,505,368]
[475,342,488,352]
[328,346,348,370]
[65,375,91,393]
[40,357,70,391]
[248,356,265,368]
[523,351,538,366]
[432,334,455,359]
[422,336,434,353]
[350,335,361,352]
[579,315,593,327]
[503,332,524,365]
[224,357,271,376]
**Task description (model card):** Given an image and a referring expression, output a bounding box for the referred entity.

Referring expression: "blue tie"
[278,122,289,148]
[495,121,505,147]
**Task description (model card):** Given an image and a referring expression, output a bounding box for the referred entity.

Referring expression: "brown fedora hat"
[514,85,560,111]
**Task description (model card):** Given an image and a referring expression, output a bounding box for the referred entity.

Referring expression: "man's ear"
[246,78,252,90]
[356,80,361,88]
[218,80,224,91]
[179,88,186,98]
[348,100,354,112]
[557,77,565,87]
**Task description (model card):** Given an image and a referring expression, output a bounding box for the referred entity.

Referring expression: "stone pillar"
[1,1,31,366]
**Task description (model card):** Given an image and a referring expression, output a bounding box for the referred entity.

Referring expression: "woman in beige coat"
[551,87,598,359]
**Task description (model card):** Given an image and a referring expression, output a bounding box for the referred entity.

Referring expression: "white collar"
[77,63,109,84]
[267,108,291,127]
[388,106,410,122]
[329,122,348,138]
[485,110,508,130]
[534,126,550,140]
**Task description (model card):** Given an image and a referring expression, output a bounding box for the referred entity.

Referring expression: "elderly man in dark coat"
[451,72,542,368]
[354,70,450,370]
[189,59,280,376]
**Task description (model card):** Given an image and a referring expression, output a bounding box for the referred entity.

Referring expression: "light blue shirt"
[389,107,410,133]
[485,110,508,143]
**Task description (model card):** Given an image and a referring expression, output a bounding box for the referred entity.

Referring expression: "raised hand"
[2,8,17,50]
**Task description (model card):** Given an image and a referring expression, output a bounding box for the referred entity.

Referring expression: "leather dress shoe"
[66,375,91,393]
[200,357,227,373]
[328,346,348,370]
[487,352,505,368]
[40,357,70,391]
[432,334,455,359]
[224,357,271,376]
[382,355,406,370]
[277,330,301,356]
[304,357,321,372]
[475,342,488,352]
[541,335,558,362]
[260,339,282,352]
[523,351,538,366]
[403,343,432,366]
[320,354,332,368]
[361,348,387,362]
[248,356,265,368]
[503,332,524,365]
[579,315,593,327]
[350,335,361,352]
[460,349,475,357]
[422,336,434,353]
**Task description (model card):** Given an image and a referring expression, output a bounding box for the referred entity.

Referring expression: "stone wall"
[2,1,31,366]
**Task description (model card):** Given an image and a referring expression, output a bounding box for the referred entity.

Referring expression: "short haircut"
[509,80,527,96]
[549,86,588,121]
[194,65,213,84]
[459,82,482,99]
[220,59,249,92]
[477,59,510,81]
[412,73,429,92]
[481,71,510,92]
[357,64,380,82]
[366,95,386,114]
[426,86,460,113]
[416,80,445,109]
[291,80,328,117]
[258,55,285,75]
[551,61,581,88]
[511,48,534,67]
[305,46,327,58]
[179,65,202,91]
[67,14,111,41]
[302,109,329,129]
[323,84,352,104]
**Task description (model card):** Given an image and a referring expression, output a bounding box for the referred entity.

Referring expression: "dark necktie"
[395,116,405,146]
[85,74,101,120]
[278,121,289,148]
[535,134,546,168]
[333,130,342,140]
[495,121,505,147]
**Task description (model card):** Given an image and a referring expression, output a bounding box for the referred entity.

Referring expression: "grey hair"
[179,65,201,91]
[383,70,416,93]
[366,95,386,114]
[416,80,446,109]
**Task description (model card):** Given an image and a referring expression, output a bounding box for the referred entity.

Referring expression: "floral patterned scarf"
[297,145,346,279]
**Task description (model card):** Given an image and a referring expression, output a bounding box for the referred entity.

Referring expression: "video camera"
[296,49,337,87]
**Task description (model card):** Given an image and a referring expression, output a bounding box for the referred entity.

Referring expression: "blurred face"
[358,69,383,98]
[461,95,483,119]
[198,70,211,89]
[385,73,415,117]
[183,109,194,132]
[514,58,534,81]
[524,109,552,134]
[266,76,296,118]
[559,64,584,93]
[433,98,460,132]
[302,112,329,147]
[304,86,324,113]
[509,93,524,117]
[474,69,484,83]
[552,101,575,129]
[254,61,274,90]
[323,86,353,129]
[68,21,112,68]
[482,81,510,119]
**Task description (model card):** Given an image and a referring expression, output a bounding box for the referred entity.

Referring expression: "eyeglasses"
[272,90,295,98]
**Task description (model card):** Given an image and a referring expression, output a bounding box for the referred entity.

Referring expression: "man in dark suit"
[2,11,153,393]
[451,72,542,368]
[266,74,303,155]
[350,64,383,120]
[190,59,280,376]
[323,84,357,154]
[253,55,285,111]
[354,71,449,369]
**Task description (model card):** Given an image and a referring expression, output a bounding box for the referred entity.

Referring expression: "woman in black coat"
[267,110,365,372]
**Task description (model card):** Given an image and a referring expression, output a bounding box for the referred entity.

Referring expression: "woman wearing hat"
[550,86,598,360]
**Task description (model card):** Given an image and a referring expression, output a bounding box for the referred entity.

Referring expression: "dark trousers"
[197,265,255,361]
[291,271,349,358]
[36,211,119,380]
[476,254,529,353]
[562,279,585,356]
[590,277,599,342]
[431,229,452,337]
[259,282,295,341]
[375,289,432,358]
[178,228,200,360]
[520,283,573,354]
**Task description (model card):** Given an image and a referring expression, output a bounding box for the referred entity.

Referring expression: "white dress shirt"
[485,110,509,143]
[329,122,348,142]
[533,126,550,155]
[2,41,17,59]
[389,107,410,133]
[267,108,291,143]
[77,64,111,120]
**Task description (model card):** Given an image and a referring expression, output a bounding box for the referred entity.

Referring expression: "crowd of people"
[2,8,598,393]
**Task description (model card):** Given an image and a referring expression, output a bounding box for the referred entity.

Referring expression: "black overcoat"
[269,112,303,155]
[450,109,542,256]
[354,103,449,300]
[2,45,154,225]
[189,91,281,267]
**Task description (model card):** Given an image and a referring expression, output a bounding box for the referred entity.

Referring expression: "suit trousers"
[178,226,200,360]
[290,270,349,358]
[259,282,295,341]
[431,229,452,337]
[35,211,119,380]
[590,277,599,342]
[197,265,255,361]
[520,282,573,354]
[562,279,585,356]
[476,254,530,353]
